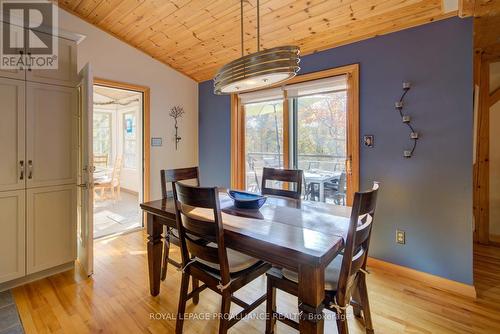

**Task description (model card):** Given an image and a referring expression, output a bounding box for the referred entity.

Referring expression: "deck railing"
[246,152,346,171]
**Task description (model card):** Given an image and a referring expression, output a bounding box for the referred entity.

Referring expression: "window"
[93,111,112,161]
[232,65,359,205]
[123,112,137,169]
[244,95,284,192]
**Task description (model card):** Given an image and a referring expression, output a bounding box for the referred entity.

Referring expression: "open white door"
[77,63,94,276]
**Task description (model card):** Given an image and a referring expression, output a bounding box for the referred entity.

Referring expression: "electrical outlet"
[396,230,406,244]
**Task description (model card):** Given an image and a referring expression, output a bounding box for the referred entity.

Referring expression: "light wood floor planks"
[12,231,500,333]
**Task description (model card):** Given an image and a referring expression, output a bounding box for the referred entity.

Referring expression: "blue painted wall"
[198,17,474,284]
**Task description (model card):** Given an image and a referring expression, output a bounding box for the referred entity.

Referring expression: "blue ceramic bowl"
[227,190,267,210]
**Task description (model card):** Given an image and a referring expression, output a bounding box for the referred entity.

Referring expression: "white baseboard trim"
[121,188,139,196]
[0,262,75,292]
[367,257,476,299]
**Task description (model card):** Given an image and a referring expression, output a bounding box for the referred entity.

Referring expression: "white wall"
[58,9,198,200]
[490,62,500,237]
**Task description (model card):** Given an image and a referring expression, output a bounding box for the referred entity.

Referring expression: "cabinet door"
[27,185,76,274]
[0,23,25,80]
[0,190,25,283]
[26,82,77,188]
[26,35,77,87]
[0,78,25,192]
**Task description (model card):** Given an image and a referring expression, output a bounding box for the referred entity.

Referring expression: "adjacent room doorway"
[92,79,150,239]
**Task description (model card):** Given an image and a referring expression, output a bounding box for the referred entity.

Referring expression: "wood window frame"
[473,52,500,244]
[230,64,360,205]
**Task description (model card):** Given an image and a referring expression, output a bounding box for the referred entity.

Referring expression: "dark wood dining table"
[140,191,352,334]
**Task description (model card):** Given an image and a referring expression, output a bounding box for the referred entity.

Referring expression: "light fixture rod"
[257,0,260,52]
[241,0,244,57]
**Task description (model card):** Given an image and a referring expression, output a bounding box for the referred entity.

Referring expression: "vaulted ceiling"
[58,0,467,82]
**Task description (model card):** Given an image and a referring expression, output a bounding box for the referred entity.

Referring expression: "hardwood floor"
[12,231,500,333]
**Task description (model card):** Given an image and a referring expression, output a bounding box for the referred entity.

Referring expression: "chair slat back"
[93,154,108,167]
[161,167,199,199]
[261,167,303,200]
[111,156,123,185]
[173,183,231,284]
[336,183,379,305]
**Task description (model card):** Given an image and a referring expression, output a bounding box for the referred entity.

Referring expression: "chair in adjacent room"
[94,156,122,200]
[265,183,380,334]
[93,154,108,168]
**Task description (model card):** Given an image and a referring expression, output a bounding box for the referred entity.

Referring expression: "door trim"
[230,64,360,204]
[93,78,151,204]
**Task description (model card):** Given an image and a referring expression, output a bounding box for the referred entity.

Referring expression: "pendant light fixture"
[213,0,300,95]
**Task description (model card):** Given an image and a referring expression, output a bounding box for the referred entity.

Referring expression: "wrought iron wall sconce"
[395,82,419,158]
[169,106,185,150]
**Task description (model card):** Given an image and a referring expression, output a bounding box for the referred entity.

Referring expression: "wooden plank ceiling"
[469,0,500,57]
[58,0,461,82]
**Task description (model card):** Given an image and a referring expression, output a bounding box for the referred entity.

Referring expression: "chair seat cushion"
[171,228,180,238]
[282,255,343,291]
[196,243,260,273]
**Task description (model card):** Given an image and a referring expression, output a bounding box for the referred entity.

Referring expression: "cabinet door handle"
[19,160,24,180]
[19,50,24,70]
[28,160,33,179]
[27,52,32,71]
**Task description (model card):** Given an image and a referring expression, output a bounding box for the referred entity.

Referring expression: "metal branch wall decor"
[169,106,185,150]
[395,82,419,158]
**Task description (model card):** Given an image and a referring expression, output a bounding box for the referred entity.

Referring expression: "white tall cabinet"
[0,28,78,285]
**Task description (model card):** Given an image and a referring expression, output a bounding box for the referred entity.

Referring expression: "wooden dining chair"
[173,182,272,334]
[261,167,303,200]
[93,154,108,168]
[159,167,200,281]
[94,156,122,200]
[265,183,380,334]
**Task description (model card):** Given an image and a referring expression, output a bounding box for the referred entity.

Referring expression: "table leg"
[147,213,163,296]
[319,182,325,202]
[298,264,325,334]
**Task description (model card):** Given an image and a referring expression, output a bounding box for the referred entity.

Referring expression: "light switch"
[151,137,163,147]
[396,230,406,245]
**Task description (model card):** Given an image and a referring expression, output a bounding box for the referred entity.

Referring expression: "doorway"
[92,80,149,238]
